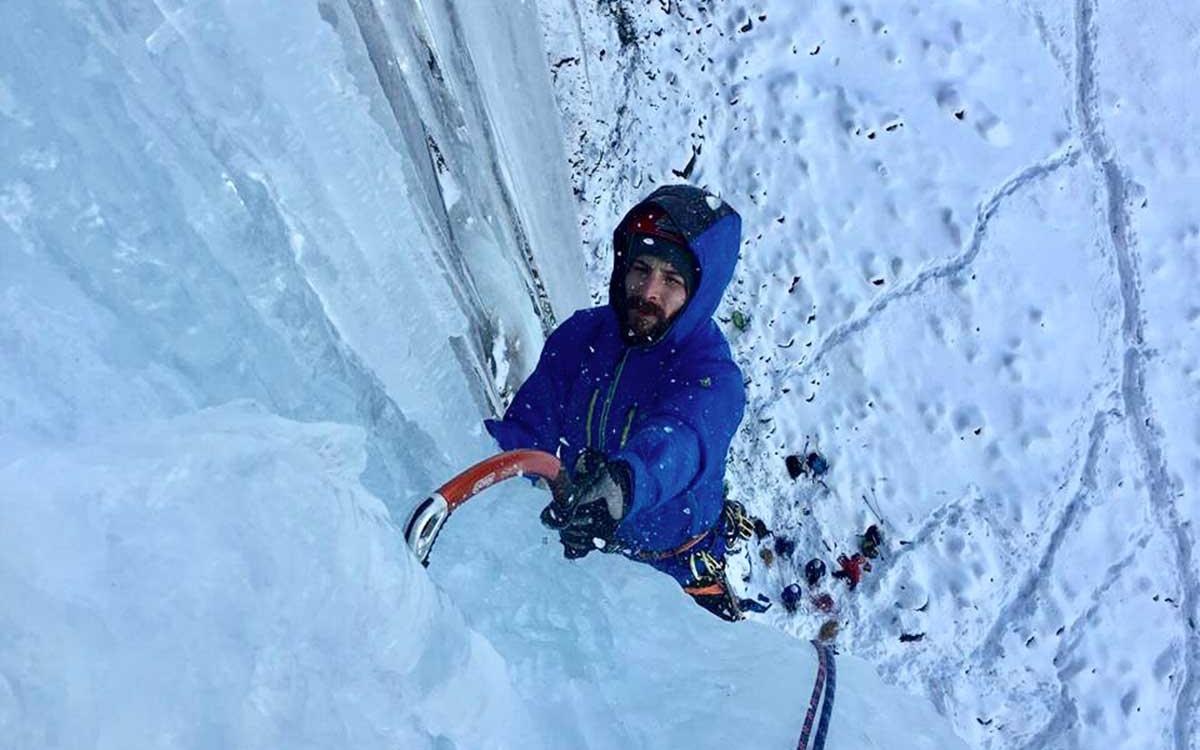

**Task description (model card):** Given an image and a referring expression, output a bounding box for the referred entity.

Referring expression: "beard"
[622,296,671,345]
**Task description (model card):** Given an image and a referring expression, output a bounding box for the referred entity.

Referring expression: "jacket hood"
[609,184,742,349]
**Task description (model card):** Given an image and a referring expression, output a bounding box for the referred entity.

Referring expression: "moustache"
[628,296,665,318]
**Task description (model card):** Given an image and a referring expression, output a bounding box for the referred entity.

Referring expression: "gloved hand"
[540,457,631,559]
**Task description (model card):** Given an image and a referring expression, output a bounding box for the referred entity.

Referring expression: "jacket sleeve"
[609,360,745,545]
[483,314,580,456]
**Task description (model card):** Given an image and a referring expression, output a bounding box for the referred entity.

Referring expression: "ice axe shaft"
[404,449,563,565]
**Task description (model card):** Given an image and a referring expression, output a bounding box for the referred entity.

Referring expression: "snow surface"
[1,1,969,749]
[538,1,1198,749]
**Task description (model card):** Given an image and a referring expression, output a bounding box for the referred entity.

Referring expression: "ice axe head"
[404,493,449,566]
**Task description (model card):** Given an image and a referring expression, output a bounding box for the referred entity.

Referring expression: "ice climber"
[484,184,753,621]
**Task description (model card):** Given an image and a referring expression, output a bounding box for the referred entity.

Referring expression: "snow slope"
[0,1,968,748]
[537,1,1199,748]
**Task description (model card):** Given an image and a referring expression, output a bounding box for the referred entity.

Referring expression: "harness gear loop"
[721,500,755,549]
[682,556,743,623]
[688,549,723,582]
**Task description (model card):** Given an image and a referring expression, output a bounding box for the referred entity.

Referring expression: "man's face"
[623,254,689,341]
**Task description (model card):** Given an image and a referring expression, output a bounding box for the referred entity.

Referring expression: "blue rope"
[796,641,830,749]
[813,642,836,750]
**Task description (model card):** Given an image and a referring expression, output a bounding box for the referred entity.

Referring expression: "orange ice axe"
[404,449,565,565]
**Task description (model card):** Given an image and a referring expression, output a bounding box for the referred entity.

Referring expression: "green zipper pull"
[598,350,631,451]
[619,404,638,449]
[585,387,601,449]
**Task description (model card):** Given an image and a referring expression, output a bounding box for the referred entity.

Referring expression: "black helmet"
[805,558,827,586]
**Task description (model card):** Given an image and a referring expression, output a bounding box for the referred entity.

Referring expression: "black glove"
[540,458,631,559]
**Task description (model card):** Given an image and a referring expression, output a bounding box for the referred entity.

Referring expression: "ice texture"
[0,1,966,749]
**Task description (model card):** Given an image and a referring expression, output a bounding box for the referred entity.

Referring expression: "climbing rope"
[796,640,836,750]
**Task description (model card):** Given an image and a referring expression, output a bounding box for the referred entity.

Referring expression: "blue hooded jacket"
[485,185,745,559]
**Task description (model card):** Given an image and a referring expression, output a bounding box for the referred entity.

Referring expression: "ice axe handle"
[539,472,604,559]
[539,471,576,530]
[405,450,563,565]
